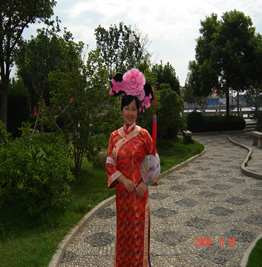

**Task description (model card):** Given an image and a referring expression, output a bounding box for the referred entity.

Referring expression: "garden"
[1,2,262,265]
[0,119,204,266]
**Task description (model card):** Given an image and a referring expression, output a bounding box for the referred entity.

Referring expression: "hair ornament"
[110,68,153,110]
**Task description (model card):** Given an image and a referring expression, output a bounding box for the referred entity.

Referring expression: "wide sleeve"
[105,132,122,189]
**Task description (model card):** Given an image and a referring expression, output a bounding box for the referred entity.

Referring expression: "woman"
[106,69,158,266]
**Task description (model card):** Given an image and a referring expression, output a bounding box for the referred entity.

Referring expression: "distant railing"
[183,108,258,119]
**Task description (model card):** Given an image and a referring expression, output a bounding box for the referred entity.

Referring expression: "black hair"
[121,95,139,111]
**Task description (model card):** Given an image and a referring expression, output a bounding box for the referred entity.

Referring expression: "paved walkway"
[53,132,262,267]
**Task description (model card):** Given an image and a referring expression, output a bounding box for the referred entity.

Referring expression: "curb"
[227,135,262,180]
[228,135,262,266]
[48,195,115,267]
[240,234,262,267]
[48,148,206,267]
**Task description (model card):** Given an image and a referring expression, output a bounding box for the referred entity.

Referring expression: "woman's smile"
[122,99,138,126]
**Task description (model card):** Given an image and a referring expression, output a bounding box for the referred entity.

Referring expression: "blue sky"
[22,0,262,85]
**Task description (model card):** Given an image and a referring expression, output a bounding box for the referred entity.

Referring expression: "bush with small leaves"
[0,132,74,215]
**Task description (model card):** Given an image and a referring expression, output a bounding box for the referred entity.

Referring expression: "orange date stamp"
[195,238,236,247]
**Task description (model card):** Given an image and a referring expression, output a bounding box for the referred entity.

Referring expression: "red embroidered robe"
[106,124,154,267]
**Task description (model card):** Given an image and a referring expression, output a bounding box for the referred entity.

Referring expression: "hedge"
[186,112,246,132]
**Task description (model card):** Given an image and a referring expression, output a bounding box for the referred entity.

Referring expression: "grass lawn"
[247,237,262,267]
[0,162,115,267]
[157,137,204,172]
[0,136,204,266]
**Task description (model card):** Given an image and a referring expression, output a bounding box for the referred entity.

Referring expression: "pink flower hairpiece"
[110,79,122,95]
[140,93,152,112]
[110,68,153,110]
[122,68,145,101]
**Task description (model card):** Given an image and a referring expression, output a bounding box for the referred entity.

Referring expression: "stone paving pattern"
[59,133,262,266]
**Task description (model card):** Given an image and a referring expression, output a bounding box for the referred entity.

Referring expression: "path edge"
[227,135,262,180]
[48,195,115,267]
[240,233,262,267]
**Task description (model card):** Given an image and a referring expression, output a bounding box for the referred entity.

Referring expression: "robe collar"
[118,122,139,137]
[124,122,136,134]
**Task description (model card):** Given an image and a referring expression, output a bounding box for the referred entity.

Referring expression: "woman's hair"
[121,95,139,111]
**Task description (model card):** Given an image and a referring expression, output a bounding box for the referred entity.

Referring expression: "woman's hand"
[135,181,148,198]
[117,175,136,192]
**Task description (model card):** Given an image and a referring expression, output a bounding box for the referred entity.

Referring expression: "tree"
[49,48,116,176]
[217,10,256,116]
[7,78,31,137]
[95,22,150,74]
[248,33,262,86]
[245,33,262,118]
[187,13,221,105]
[48,39,87,176]
[0,0,56,127]
[152,61,180,94]
[16,21,83,133]
[182,82,207,111]
[187,10,257,117]
[16,18,64,110]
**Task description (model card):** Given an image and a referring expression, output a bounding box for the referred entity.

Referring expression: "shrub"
[186,112,204,132]
[204,115,245,131]
[254,111,262,131]
[0,121,12,145]
[56,111,73,130]
[0,132,74,215]
[157,89,186,138]
[255,111,262,124]
[187,112,246,132]
[86,133,109,169]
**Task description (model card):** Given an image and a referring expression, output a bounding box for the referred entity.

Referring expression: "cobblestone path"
[59,134,262,266]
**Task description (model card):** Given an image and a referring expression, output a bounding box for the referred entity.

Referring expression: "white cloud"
[24,0,262,84]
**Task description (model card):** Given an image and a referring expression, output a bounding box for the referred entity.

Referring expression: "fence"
[183,108,256,119]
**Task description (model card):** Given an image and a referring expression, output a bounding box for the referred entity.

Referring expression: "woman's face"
[122,99,138,126]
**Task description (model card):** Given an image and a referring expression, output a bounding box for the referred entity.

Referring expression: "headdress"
[109,68,154,112]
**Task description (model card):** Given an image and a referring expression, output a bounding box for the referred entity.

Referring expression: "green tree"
[48,39,87,176]
[49,48,114,176]
[248,33,262,86]
[16,18,65,110]
[182,83,206,111]
[16,23,84,133]
[245,33,262,118]
[95,22,150,74]
[217,10,256,116]
[0,0,56,127]
[152,61,180,94]
[187,10,257,117]
[7,78,31,137]
[187,13,221,104]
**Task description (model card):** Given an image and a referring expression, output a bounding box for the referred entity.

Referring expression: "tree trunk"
[0,57,10,128]
[237,90,240,116]
[0,77,8,128]
[226,88,230,118]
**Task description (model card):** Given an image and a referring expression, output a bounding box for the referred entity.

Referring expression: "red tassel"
[152,87,157,155]
[152,116,157,155]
